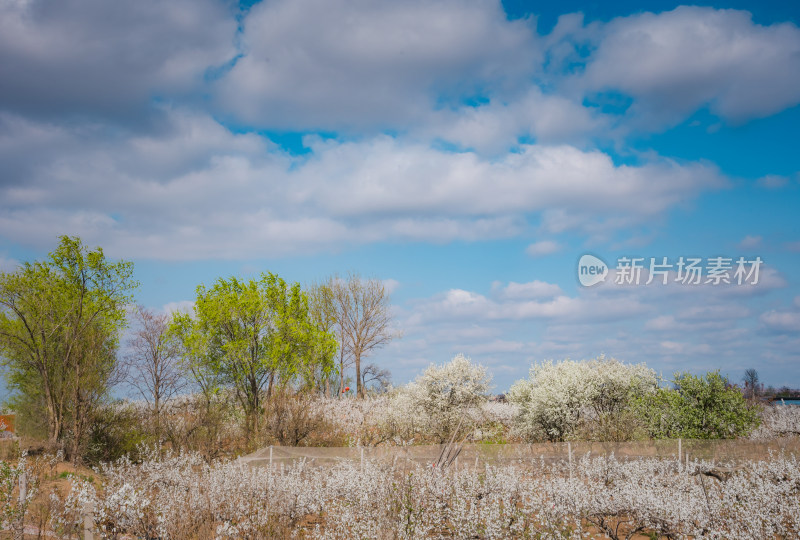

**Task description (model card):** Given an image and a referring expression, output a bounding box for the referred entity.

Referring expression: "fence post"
[568,442,573,480]
[269,445,273,471]
[12,472,27,540]
[678,438,682,464]
[83,501,94,540]
[19,472,26,504]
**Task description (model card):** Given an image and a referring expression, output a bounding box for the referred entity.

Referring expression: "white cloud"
[757,175,790,189]
[386,268,789,388]
[678,304,750,321]
[417,88,604,153]
[382,279,401,295]
[216,0,539,131]
[492,280,562,300]
[414,280,647,324]
[0,110,725,259]
[0,0,236,122]
[659,341,713,355]
[0,256,20,273]
[464,340,526,355]
[162,300,194,316]
[574,7,800,128]
[761,310,800,333]
[738,235,762,249]
[298,137,724,222]
[525,240,562,257]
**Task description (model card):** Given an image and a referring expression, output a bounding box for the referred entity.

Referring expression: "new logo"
[578,254,608,287]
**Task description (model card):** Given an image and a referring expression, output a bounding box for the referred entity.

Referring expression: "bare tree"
[339,272,396,398]
[125,305,184,438]
[362,362,392,393]
[743,368,760,399]
[309,273,397,398]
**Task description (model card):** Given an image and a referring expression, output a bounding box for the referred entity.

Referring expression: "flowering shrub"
[0,453,37,537]
[304,393,516,446]
[96,359,763,454]
[393,354,492,442]
[751,402,800,440]
[509,356,659,441]
[39,448,800,539]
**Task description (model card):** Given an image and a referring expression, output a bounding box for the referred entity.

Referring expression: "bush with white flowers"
[39,448,800,539]
[509,356,659,441]
[393,354,491,442]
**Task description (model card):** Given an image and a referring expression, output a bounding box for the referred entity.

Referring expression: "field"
[3,442,800,539]
[2,402,800,539]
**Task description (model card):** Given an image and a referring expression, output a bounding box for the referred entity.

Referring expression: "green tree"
[170,272,335,435]
[306,277,343,396]
[0,236,136,453]
[635,371,760,439]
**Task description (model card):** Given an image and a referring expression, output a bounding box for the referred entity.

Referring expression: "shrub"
[635,371,761,439]
[46,449,800,539]
[396,354,491,442]
[84,403,148,464]
[509,356,659,442]
[0,453,38,536]
[263,389,342,447]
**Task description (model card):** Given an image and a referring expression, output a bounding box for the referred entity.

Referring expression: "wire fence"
[239,437,800,469]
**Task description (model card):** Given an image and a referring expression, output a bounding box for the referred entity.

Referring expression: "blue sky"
[1,0,799,395]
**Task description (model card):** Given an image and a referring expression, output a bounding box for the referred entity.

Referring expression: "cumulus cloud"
[761,310,800,333]
[382,279,401,295]
[492,280,562,300]
[387,267,789,387]
[525,240,562,257]
[569,6,800,129]
[0,0,237,122]
[0,110,725,259]
[161,300,195,316]
[411,280,646,325]
[757,175,790,189]
[464,339,526,355]
[298,136,724,221]
[417,88,604,153]
[0,255,20,273]
[216,0,539,131]
[738,235,763,249]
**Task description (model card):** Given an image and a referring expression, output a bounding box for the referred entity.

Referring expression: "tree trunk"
[355,351,364,399]
[154,394,161,442]
[71,403,81,464]
[267,371,275,401]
